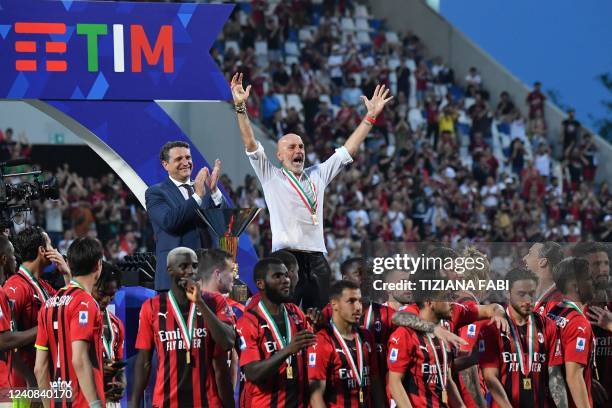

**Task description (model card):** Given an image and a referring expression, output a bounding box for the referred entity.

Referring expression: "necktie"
[180,183,194,198]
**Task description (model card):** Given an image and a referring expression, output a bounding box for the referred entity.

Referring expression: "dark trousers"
[288,250,331,310]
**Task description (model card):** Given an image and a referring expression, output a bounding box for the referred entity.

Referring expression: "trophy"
[196,208,261,302]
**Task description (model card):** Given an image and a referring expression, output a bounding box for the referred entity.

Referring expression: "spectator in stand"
[581,133,598,182]
[495,91,515,123]
[562,108,582,155]
[465,66,482,88]
[534,143,552,180]
[526,81,546,119]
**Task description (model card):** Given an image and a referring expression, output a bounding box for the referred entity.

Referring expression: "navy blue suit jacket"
[145,178,227,290]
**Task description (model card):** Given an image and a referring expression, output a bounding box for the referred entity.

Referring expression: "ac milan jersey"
[387,326,452,408]
[244,292,262,310]
[35,284,105,407]
[4,269,57,387]
[307,325,378,407]
[547,303,594,408]
[237,302,310,408]
[455,320,488,408]
[204,291,236,326]
[322,302,394,376]
[135,292,226,408]
[479,313,562,408]
[589,302,612,403]
[534,286,564,317]
[398,302,479,333]
[102,310,125,361]
[0,287,12,388]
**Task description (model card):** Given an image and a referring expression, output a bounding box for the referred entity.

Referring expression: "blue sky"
[441,0,612,131]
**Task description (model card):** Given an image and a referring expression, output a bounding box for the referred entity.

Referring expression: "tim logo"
[576,337,585,352]
[12,22,173,73]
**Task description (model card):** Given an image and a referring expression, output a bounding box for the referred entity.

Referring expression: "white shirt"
[168,176,223,206]
[535,153,551,177]
[247,141,353,252]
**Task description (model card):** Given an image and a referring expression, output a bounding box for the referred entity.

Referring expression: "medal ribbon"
[282,168,318,216]
[102,310,116,360]
[506,307,535,377]
[258,302,292,348]
[168,291,197,353]
[563,301,597,374]
[534,284,556,312]
[19,265,50,302]
[363,304,373,330]
[330,320,364,387]
[426,334,448,390]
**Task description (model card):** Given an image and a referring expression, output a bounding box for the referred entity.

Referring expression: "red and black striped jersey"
[135,292,226,408]
[4,269,57,387]
[399,302,480,333]
[35,284,105,407]
[387,326,452,408]
[547,302,594,408]
[102,310,124,361]
[237,302,310,408]
[534,286,564,317]
[307,325,379,407]
[479,312,562,408]
[588,302,612,404]
[322,302,394,377]
[455,320,488,408]
[0,287,13,388]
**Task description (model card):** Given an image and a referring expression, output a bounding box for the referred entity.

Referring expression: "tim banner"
[0,0,233,100]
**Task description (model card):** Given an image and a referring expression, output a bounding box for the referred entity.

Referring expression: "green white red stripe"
[19,265,49,302]
[168,291,196,352]
[330,320,364,387]
[506,307,535,377]
[282,167,317,216]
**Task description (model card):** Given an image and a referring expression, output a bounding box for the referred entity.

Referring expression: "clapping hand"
[193,159,222,197]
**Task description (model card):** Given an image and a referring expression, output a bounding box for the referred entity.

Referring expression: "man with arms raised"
[230,72,393,309]
[131,247,235,408]
[479,267,567,408]
[308,280,385,407]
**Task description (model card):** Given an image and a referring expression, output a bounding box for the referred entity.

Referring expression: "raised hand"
[286,330,317,354]
[209,159,221,192]
[360,84,393,118]
[230,72,252,105]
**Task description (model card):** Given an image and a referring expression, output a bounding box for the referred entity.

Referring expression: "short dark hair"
[329,280,360,300]
[253,258,285,281]
[196,248,232,280]
[159,141,189,162]
[539,242,563,271]
[414,269,445,307]
[67,237,103,277]
[340,257,366,276]
[96,261,122,291]
[14,227,47,262]
[506,267,539,291]
[553,257,590,294]
[0,235,12,257]
[572,242,608,258]
[269,250,298,271]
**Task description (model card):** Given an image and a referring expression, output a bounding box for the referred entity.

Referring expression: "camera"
[0,158,59,229]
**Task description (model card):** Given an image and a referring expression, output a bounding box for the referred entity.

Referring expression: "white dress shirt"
[168,176,223,206]
[247,141,353,253]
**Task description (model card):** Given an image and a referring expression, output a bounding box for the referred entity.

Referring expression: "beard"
[265,286,292,304]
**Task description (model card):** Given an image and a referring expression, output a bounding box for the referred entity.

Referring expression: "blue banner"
[0,0,233,100]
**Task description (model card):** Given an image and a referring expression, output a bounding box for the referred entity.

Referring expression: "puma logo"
[390,336,400,344]
[577,326,586,333]
[80,301,89,308]
[419,345,428,351]
[8,287,16,293]
[158,312,168,318]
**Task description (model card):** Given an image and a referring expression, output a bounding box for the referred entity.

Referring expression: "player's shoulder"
[285,302,306,318]
[237,307,261,327]
[202,290,226,306]
[3,274,27,293]
[388,325,415,344]
[69,289,99,311]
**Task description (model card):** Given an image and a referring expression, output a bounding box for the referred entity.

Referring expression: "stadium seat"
[341,17,356,32]
[286,94,304,112]
[225,41,240,56]
[357,31,372,46]
[355,18,370,32]
[298,27,314,43]
[255,41,268,56]
[285,55,299,66]
[355,5,370,18]
[385,31,400,44]
[284,41,300,57]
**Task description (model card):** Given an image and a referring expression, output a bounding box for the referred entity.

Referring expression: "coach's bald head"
[277,133,305,175]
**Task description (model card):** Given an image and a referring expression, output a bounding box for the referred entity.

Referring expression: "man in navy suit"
[146,141,227,291]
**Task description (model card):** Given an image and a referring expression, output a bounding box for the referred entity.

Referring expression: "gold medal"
[286,365,293,379]
[523,378,531,390]
[359,389,364,403]
[442,389,448,404]
[186,351,191,365]
[311,213,318,225]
